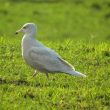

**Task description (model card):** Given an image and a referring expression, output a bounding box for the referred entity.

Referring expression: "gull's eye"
[23,26,27,29]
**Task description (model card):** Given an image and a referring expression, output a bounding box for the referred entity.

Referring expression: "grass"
[0,0,110,42]
[0,0,110,110]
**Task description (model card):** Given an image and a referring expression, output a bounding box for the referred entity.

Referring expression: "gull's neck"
[22,31,44,56]
[22,32,36,56]
[24,32,36,38]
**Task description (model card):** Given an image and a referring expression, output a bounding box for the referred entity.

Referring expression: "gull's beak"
[15,28,23,35]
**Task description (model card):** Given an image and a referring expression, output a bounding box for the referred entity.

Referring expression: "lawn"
[0,0,110,110]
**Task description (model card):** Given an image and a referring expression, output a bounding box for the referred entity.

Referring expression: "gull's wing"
[28,47,75,73]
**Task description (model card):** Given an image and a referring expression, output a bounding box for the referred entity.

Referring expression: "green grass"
[0,0,110,42]
[0,0,110,110]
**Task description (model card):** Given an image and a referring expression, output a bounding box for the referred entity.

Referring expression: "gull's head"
[16,23,37,35]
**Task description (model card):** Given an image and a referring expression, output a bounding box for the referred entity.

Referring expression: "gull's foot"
[33,70,37,77]
[46,73,49,78]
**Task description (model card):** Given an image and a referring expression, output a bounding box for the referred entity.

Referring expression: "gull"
[16,23,86,77]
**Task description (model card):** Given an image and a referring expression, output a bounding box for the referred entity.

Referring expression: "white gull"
[16,23,86,77]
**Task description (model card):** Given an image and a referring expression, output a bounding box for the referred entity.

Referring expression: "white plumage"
[16,23,86,77]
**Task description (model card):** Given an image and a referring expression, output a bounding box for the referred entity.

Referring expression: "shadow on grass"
[1,0,62,3]
[0,77,31,86]
[0,77,47,87]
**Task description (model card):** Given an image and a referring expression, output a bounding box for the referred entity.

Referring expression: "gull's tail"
[67,70,86,77]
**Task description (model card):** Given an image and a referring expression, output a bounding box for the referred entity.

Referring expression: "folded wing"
[28,47,75,73]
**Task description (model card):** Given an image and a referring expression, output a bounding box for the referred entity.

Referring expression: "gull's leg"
[45,73,49,78]
[33,70,37,77]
